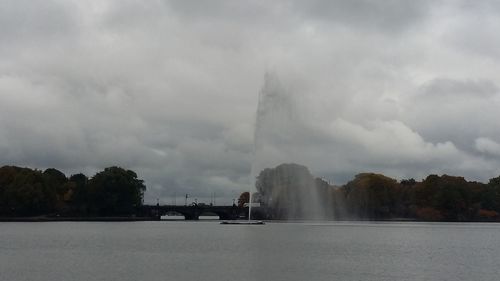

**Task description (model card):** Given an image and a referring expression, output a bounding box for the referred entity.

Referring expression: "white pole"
[248,191,252,222]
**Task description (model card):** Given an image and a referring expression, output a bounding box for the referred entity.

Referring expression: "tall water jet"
[251,73,328,220]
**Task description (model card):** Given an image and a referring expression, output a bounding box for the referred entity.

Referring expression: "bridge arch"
[141,205,245,220]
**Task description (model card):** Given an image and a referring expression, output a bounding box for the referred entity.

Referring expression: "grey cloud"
[292,0,434,33]
[165,0,277,23]
[0,0,77,55]
[419,78,498,99]
[403,78,500,155]
[442,1,500,60]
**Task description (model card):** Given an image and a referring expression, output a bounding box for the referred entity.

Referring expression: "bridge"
[139,204,247,220]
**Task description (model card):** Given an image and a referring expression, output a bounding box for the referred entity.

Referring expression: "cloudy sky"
[2,1,500,204]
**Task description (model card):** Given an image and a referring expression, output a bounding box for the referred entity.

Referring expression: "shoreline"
[1,216,498,223]
[0,216,159,222]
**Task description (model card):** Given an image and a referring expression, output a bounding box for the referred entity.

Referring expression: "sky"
[2,1,500,204]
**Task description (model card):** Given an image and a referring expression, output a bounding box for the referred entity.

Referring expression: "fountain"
[222,72,328,223]
[251,72,328,220]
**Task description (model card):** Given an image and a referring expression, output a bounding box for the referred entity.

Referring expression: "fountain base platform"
[220,221,265,225]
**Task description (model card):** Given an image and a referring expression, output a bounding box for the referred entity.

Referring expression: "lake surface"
[1,221,500,281]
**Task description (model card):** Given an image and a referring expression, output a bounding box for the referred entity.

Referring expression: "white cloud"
[475,137,500,157]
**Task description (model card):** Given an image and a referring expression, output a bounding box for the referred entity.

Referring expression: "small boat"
[220,221,265,225]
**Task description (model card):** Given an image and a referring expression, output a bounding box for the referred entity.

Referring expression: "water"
[1,221,500,281]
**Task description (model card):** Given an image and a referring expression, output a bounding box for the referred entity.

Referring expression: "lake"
[1,221,499,281]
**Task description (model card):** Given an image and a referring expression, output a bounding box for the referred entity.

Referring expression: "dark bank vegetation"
[245,163,500,222]
[0,166,145,217]
[3,163,500,222]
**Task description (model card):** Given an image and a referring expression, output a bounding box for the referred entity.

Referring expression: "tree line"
[243,163,500,221]
[0,166,146,217]
[4,162,500,221]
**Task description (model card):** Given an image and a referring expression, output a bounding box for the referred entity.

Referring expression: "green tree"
[400,178,416,186]
[344,173,400,219]
[0,166,56,216]
[87,167,146,216]
[255,163,333,219]
[68,173,89,214]
[238,192,249,207]
[481,176,500,212]
[42,168,69,213]
[414,175,483,221]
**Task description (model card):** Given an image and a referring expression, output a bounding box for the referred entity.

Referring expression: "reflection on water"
[1,221,499,281]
